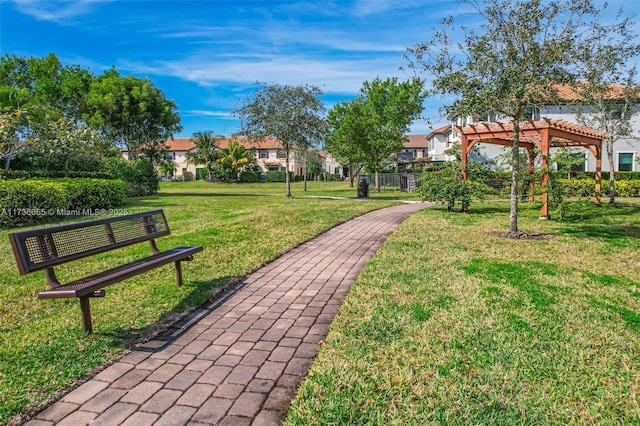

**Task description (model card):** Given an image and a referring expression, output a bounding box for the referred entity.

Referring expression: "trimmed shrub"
[266,171,287,182]
[615,180,640,197]
[0,180,66,227]
[0,178,126,227]
[59,178,126,210]
[0,169,115,180]
[103,158,159,197]
[239,170,261,183]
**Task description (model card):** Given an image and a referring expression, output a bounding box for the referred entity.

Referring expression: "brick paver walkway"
[26,202,427,426]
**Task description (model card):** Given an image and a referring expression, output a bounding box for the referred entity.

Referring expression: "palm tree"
[158,161,176,179]
[218,139,256,181]
[185,131,221,181]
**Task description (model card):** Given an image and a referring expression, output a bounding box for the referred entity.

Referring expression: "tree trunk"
[606,139,615,204]
[374,165,381,192]
[285,147,292,198]
[303,163,308,192]
[348,164,354,187]
[509,120,520,233]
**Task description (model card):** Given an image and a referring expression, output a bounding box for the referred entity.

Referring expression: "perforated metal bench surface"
[9,210,203,333]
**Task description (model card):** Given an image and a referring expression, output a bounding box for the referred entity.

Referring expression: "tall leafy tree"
[325,98,368,187]
[218,139,256,181]
[234,83,325,198]
[0,108,29,170]
[185,130,222,181]
[358,77,426,192]
[85,68,181,163]
[571,16,640,204]
[406,0,620,233]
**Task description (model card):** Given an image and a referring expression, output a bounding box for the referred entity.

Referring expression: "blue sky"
[1,0,639,139]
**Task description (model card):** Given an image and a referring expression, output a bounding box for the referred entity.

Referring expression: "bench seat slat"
[38,246,203,299]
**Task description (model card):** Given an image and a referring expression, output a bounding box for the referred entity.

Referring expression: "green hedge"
[103,158,158,197]
[560,179,640,197]
[239,170,262,183]
[0,179,126,227]
[266,171,287,182]
[0,169,115,180]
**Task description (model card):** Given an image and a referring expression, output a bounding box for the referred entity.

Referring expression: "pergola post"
[595,145,602,206]
[460,133,469,180]
[527,147,536,202]
[539,128,550,220]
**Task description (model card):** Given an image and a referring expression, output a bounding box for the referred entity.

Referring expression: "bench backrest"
[9,210,170,275]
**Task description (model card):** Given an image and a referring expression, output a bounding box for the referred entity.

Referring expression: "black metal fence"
[359,173,423,192]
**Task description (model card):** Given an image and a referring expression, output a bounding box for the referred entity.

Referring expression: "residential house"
[400,134,430,162]
[428,84,640,172]
[160,136,344,179]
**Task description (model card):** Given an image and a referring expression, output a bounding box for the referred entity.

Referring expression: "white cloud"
[126,55,409,95]
[9,0,111,23]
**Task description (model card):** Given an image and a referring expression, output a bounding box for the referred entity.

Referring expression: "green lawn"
[0,180,403,423]
[285,199,640,425]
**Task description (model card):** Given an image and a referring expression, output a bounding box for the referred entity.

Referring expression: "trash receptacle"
[357,177,369,198]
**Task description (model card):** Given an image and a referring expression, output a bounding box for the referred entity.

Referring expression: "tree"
[358,77,426,192]
[406,0,620,233]
[325,98,368,187]
[159,161,177,179]
[0,108,29,170]
[306,149,325,180]
[185,131,222,181]
[325,78,425,192]
[234,83,325,198]
[570,16,640,204]
[85,68,182,162]
[218,139,256,181]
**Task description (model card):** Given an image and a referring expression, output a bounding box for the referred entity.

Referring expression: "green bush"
[559,179,596,197]
[59,178,126,210]
[0,178,125,227]
[615,180,640,197]
[103,158,158,197]
[239,170,261,183]
[419,165,494,211]
[0,169,114,180]
[266,171,287,182]
[0,180,66,227]
[559,178,640,198]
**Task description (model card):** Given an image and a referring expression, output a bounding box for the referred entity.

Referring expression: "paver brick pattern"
[25,203,426,426]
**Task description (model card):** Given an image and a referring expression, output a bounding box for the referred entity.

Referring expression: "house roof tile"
[553,83,631,101]
[404,134,428,148]
[426,124,452,140]
[164,136,282,152]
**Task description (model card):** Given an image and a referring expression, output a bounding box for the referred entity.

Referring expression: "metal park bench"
[9,209,203,333]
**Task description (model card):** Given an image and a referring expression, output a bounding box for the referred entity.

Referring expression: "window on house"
[259,150,268,159]
[610,108,623,120]
[618,153,634,171]
[277,149,286,158]
[523,106,540,121]
[167,152,175,160]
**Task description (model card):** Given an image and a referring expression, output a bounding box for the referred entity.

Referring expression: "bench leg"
[79,296,93,334]
[175,261,184,286]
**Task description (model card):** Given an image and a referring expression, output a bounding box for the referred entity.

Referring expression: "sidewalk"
[25,202,428,426]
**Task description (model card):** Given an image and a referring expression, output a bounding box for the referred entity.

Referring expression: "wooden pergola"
[458,119,610,219]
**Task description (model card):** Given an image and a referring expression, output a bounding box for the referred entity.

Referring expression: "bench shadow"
[107,276,247,352]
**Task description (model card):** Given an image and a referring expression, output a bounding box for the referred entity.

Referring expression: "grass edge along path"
[0,181,404,424]
[285,200,640,425]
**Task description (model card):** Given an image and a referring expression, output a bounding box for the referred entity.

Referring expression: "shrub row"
[559,179,640,197]
[0,169,115,180]
[0,178,126,227]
